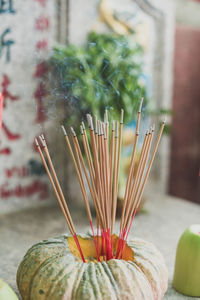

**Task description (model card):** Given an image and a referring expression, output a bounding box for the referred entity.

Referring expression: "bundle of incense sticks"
[35,98,165,262]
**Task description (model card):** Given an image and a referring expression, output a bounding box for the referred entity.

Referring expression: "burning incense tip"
[152,124,155,131]
[120,109,124,124]
[146,129,149,135]
[90,117,94,131]
[112,120,115,131]
[136,130,139,135]
[61,125,67,136]
[115,122,119,137]
[95,116,98,134]
[70,127,76,137]
[86,114,91,128]
[103,123,107,139]
[39,136,45,147]
[99,122,102,136]
[104,109,109,124]
[35,138,39,147]
[97,121,101,136]
[82,121,85,130]
[80,125,84,135]
[138,98,144,113]
[163,118,166,124]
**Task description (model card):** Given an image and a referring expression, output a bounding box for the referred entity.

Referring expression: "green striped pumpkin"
[17,234,168,300]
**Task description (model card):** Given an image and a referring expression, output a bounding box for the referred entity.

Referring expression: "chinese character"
[1,74,19,107]
[0,147,11,155]
[0,122,21,155]
[0,74,20,155]
[2,122,20,140]
[35,0,47,7]
[36,39,48,51]
[35,16,49,31]
[0,28,15,62]
[34,82,47,123]
[0,0,16,14]
[34,61,48,78]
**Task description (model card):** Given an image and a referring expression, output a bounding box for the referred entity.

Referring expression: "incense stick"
[35,107,165,262]
[111,121,119,234]
[82,121,95,181]
[120,99,143,232]
[36,137,85,262]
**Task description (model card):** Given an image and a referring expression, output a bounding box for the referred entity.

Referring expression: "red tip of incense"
[73,234,85,263]
[90,221,100,261]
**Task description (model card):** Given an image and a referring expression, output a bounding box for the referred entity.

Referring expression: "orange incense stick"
[36,137,85,262]
[120,99,143,232]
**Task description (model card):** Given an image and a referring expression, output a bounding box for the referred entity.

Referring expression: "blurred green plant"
[49,31,147,127]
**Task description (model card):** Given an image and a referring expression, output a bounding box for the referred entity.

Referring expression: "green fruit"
[0,279,19,300]
[173,224,200,297]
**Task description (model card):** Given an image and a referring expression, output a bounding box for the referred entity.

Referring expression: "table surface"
[0,190,200,300]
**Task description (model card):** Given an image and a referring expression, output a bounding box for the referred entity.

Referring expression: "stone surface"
[0,189,200,299]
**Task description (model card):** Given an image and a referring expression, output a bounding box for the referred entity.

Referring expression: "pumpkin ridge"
[72,262,96,300]
[25,239,66,256]
[28,254,62,300]
[19,244,65,274]
[125,260,154,300]
[85,263,98,299]
[87,263,103,300]
[101,261,119,298]
[46,259,78,298]
[17,243,66,296]
[128,241,167,300]
[50,262,81,300]
[20,239,66,271]
[30,255,70,299]
[110,260,137,299]
[71,263,87,300]
[90,262,117,300]
[94,264,108,299]
[131,259,160,300]
[107,259,149,299]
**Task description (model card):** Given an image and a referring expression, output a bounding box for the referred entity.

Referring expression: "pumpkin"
[17,234,168,300]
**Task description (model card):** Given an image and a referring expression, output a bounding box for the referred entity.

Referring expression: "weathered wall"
[0,0,61,213]
[169,0,200,203]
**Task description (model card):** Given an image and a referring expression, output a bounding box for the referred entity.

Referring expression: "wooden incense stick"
[36,137,85,262]
[103,122,110,229]
[111,121,119,234]
[123,128,153,231]
[80,125,104,228]
[35,138,74,233]
[111,109,124,234]
[36,107,165,262]
[70,127,101,260]
[72,126,103,225]
[61,125,92,225]
[120,99,143,231]
[133,121,165,214]
[82,121,95,181]
[109,121,115,211]
[107,120,114,227]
